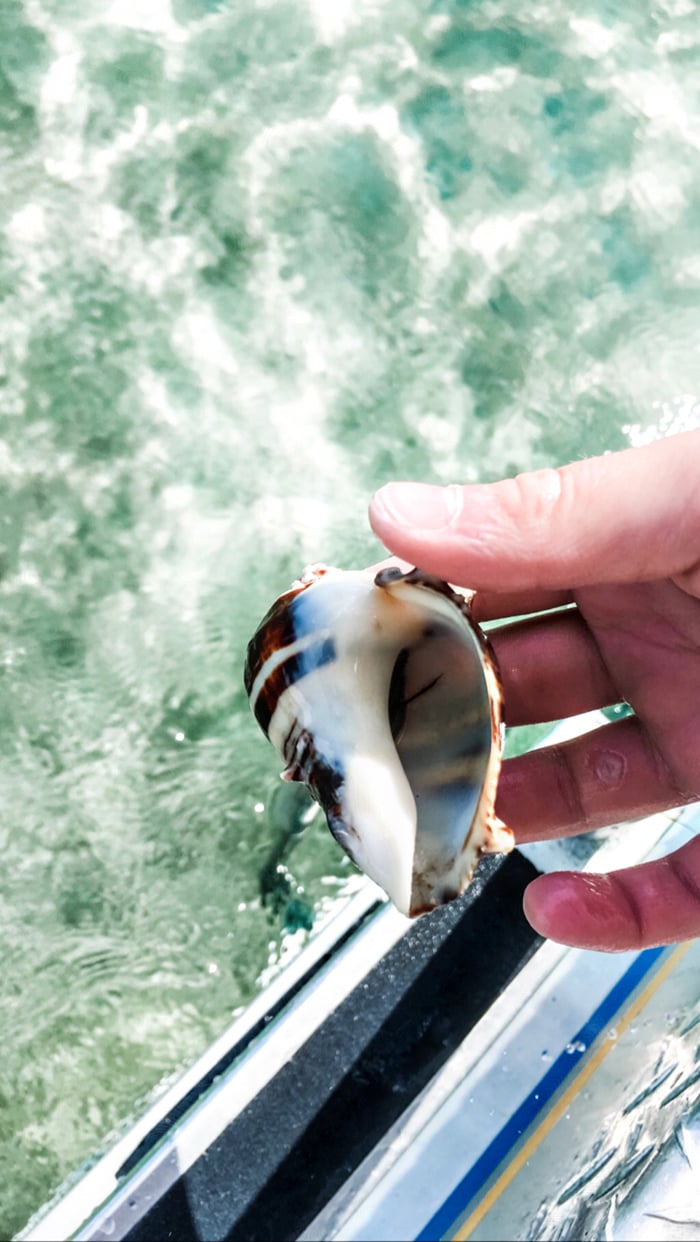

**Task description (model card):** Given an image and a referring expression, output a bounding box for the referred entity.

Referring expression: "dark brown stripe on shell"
[251,635,337,737]
[243,595,300,697]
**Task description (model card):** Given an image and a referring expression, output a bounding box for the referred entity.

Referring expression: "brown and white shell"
[244,564,513,917]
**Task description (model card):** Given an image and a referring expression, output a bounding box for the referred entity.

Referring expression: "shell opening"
[387,614,494,914]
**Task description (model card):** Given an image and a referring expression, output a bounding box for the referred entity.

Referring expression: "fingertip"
[368,483,406,534]
[370,482,457,534]
[522,873,568,941]
[523,872,628,951]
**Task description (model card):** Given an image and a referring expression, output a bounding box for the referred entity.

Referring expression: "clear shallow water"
[2,0,700,1233]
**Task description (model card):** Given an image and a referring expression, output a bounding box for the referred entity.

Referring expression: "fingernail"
[371,483,462,531]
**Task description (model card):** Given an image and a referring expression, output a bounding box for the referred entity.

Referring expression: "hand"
[369,430,700,952]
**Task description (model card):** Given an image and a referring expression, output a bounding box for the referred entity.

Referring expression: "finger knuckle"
[497,466,573,532]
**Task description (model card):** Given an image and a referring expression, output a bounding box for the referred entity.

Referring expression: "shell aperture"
[244,564,513,917]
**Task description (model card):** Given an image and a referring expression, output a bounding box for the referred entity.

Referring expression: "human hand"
[369,430,700,952]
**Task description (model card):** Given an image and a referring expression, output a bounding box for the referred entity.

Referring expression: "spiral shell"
[244,564,513,917]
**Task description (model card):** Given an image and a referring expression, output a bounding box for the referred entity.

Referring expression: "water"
[2,0,700,1234]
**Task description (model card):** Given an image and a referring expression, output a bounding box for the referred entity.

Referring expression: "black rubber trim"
[124,851,542,1242]
[117,897,384,1179]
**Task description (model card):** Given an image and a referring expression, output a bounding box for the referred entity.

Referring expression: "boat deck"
[22,714,700,1242]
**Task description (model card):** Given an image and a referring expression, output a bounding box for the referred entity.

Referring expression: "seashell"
[244,564,513,917]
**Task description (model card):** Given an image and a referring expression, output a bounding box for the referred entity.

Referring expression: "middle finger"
[489,608,619,726]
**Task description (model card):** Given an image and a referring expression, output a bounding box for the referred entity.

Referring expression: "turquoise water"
[3,0,700,1234]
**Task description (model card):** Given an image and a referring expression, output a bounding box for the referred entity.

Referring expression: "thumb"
[369,431,700,593]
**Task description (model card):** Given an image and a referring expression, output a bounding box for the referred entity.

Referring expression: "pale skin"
[369,429,700,952]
